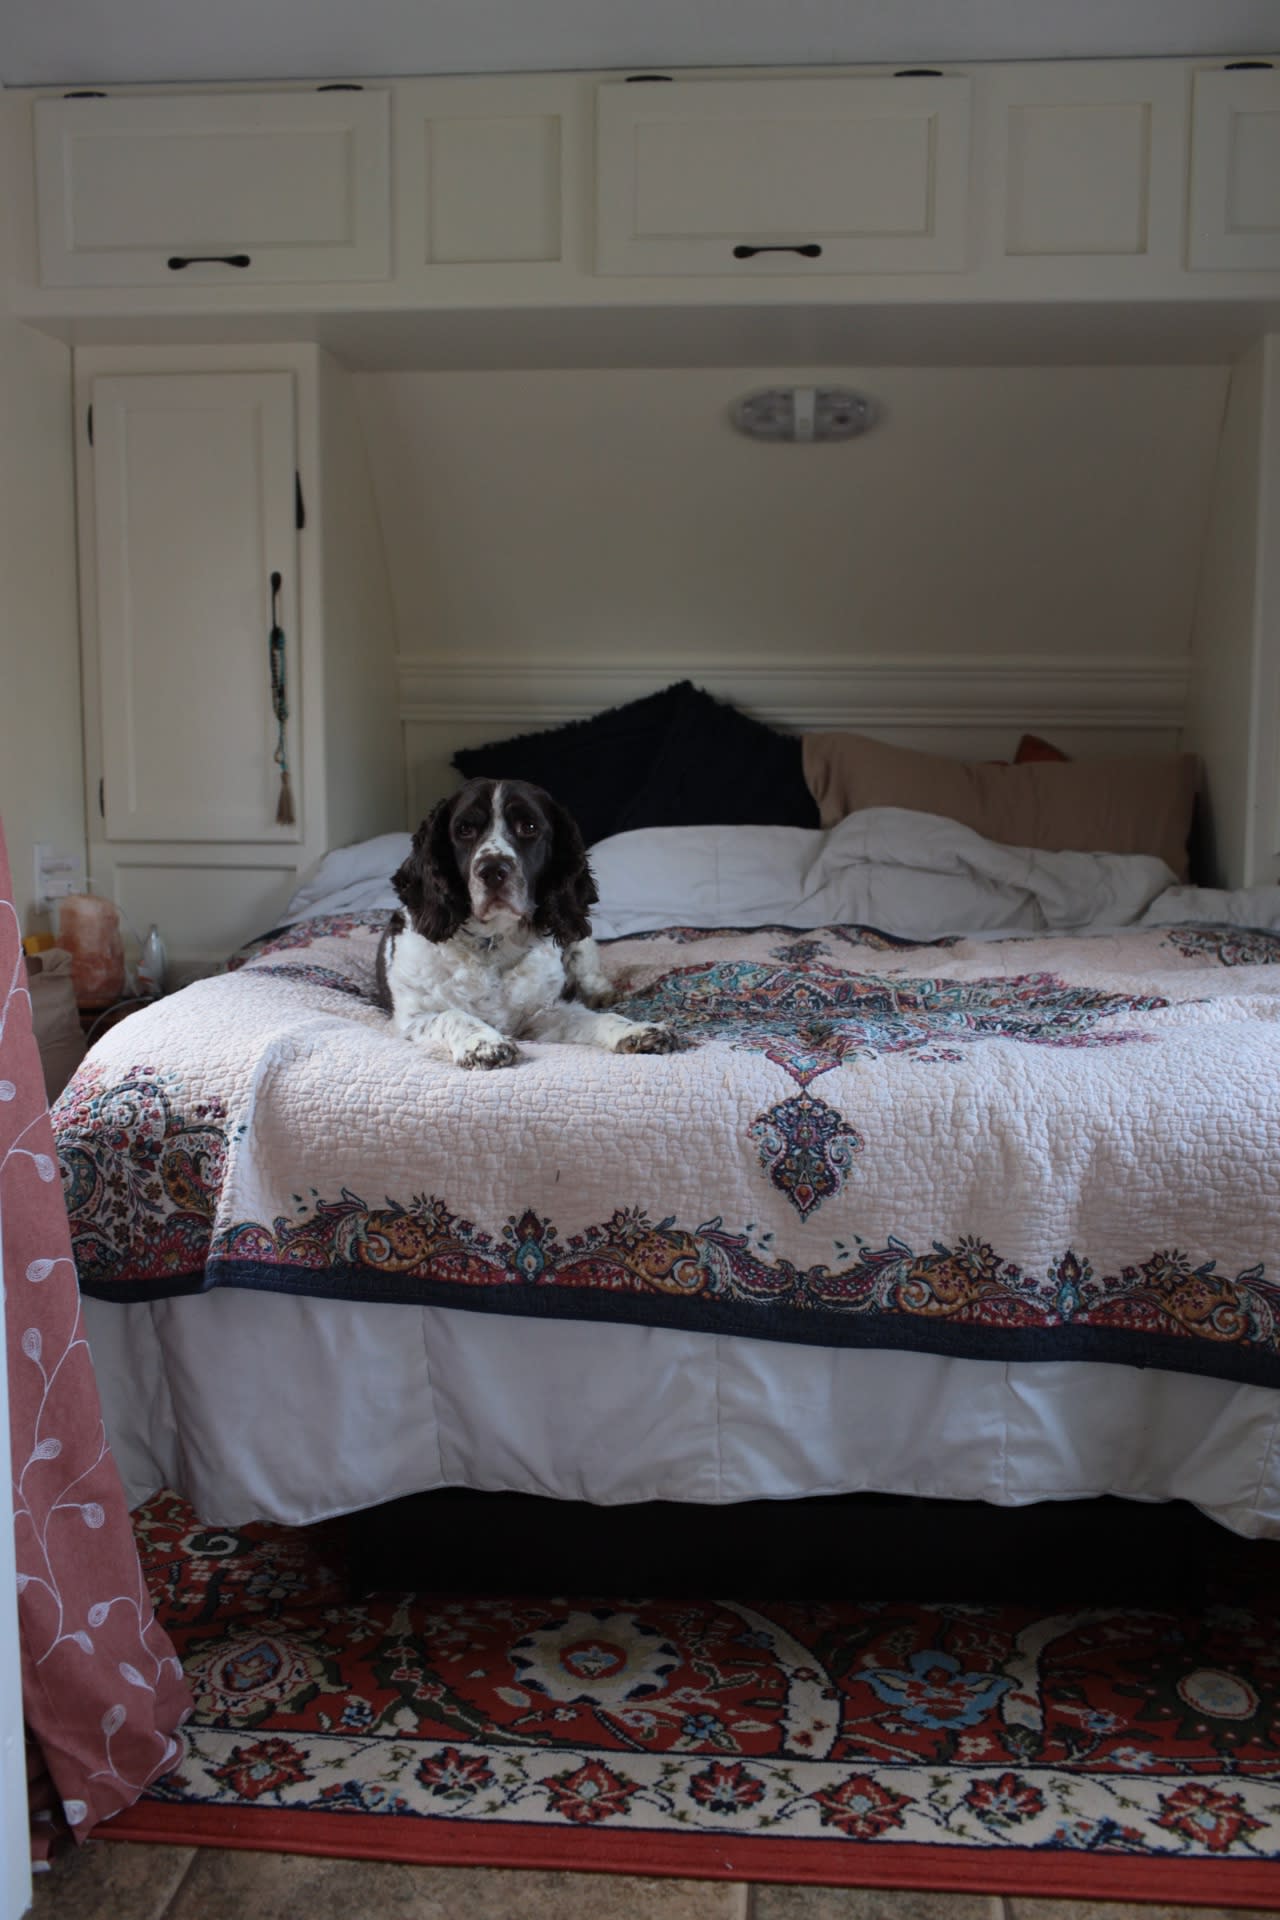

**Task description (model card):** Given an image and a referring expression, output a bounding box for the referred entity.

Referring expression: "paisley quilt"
[53,915,1280,1387]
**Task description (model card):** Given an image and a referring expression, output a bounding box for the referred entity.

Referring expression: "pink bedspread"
[2,824,190,1844]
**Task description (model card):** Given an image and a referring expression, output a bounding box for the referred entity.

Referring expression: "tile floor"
[24,1844,1280,1920]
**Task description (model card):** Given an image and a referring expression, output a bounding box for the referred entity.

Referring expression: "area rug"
[102,1490,1280,1903]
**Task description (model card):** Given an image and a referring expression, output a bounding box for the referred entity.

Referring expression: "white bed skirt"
[82,1289,1280,1540]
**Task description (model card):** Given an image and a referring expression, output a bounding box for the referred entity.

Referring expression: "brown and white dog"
[375,778,675,1069]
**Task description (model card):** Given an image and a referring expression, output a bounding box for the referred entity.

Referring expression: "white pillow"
[589,809,1175,941]
[284,832,410,924]
[280,808,1182,944]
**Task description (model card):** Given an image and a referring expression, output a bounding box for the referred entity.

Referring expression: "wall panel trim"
[398,653,1189,733]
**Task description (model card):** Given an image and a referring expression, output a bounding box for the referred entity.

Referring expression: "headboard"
[399,653,1187,822]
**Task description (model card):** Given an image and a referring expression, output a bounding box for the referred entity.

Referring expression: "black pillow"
[613,686,819,835]
[451,682,695,846]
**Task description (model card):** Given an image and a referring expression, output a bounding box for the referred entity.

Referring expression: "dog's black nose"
[475,855,514,888]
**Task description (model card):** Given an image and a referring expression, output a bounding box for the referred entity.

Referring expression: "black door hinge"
[86,404,94,446]
[295,472,306,530]
[98,777,105,817]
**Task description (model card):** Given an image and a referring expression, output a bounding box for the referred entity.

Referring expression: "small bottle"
[137,924,168,998]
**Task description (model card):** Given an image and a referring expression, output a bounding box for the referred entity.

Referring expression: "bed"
[56,805,1280,1551]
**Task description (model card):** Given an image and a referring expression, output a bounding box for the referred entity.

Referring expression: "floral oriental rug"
[103,1490,1280,1903]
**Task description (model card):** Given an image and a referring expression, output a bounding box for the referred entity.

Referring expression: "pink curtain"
[2,820,191,1844]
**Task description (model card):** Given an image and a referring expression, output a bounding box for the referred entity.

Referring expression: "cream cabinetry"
[7,57,1280,350]
[595,75,972,275]
[75,346,401,974]
[1188,65,1280,270]
[980,62,1187,284]
[90,371,301,844]
[34,89,390,287]
[394,76,575,287]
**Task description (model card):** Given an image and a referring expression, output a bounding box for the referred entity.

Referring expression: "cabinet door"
[983,62,1185,277]
[596,74,971,275]
[1188,65,1280,269]
[91,372,301,843]
[35,90,390,286]
[395,77,570,275]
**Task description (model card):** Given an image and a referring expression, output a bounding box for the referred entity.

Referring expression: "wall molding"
[398,654,1189,732]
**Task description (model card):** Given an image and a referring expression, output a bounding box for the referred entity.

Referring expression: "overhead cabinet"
[981,62,1187,278]
[1188,64,1280,270]
[394,77,571,277]
[34,89,391,286]
[595,74,972,274]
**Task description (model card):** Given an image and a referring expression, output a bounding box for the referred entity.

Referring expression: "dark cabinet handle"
[167,253,252,271]
[732,243,823,260]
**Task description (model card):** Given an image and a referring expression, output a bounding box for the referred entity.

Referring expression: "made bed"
[56,806,1280,1553]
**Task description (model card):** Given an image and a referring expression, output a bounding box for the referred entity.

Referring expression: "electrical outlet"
[34,844,83,907]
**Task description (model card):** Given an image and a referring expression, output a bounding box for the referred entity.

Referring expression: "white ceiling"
[2,0,1278,88]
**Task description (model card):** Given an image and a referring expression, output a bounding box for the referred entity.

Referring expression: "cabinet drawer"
[596,74,971,275]
[35,89,390,286]
[1188,64,1280,270]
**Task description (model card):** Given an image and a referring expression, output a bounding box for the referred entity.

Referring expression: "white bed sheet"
[83,1288,1280,1541]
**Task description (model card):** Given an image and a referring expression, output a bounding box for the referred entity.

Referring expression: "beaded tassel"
[268,571,294,826]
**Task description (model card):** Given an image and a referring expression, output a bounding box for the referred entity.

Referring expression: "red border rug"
[102,1492,1280,1905]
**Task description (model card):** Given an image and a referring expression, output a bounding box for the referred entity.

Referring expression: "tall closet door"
[91,372,300,843]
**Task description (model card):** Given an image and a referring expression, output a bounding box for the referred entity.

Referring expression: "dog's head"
[392,779,597,947]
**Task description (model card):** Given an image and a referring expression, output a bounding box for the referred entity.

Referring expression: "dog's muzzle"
[471,853,525,918]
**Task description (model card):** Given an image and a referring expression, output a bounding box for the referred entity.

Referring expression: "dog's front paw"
[459,1036,519,1070]
[614,1022,677,1055]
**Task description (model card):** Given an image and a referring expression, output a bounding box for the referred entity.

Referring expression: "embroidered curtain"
[1,819,190,1846]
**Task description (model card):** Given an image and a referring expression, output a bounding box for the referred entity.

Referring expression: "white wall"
[1184,345,1265,885]
[356,362,1227,812]
[358,364,1227,671]
[0,214,84,936]
[1185,337,1280,887]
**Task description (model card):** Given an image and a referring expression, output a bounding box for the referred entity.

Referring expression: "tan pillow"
[802,733,1198,880]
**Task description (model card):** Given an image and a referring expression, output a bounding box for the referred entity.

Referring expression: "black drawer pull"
[732,242,823,260]
[167,253,252,271]
[1225,59,1273,69]
[894,68,942,77]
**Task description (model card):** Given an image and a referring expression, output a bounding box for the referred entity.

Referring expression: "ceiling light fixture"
[731,386,877,443]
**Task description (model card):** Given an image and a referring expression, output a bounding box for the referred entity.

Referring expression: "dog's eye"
[513,819,539,839]
[455,822,478,841]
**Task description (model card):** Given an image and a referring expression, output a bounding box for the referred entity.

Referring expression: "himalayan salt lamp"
[57,894,126,1008]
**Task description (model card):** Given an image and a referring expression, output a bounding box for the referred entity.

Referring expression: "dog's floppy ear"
[533,798,598,947]
[393,799,468,943]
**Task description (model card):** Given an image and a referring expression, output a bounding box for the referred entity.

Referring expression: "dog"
[375,778,676,1069]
